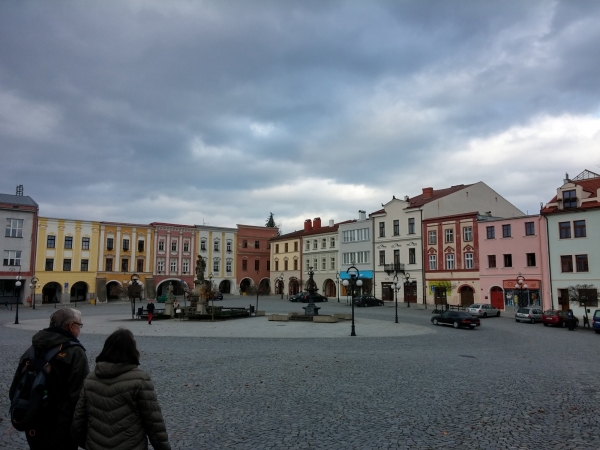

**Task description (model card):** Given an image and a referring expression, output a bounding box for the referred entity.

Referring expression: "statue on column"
[195,255,206,284]
[193,255,208,313]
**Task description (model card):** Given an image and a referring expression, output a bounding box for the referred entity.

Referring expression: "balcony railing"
[384,263,406,275]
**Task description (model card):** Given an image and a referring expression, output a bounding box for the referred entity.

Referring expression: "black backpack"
[9,341,81,431]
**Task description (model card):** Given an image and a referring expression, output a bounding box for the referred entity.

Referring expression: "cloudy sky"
[2,1,599,233]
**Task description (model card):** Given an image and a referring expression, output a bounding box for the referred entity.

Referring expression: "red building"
[236,224,279,294]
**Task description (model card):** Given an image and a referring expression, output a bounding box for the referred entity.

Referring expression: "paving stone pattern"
[1,298,599,449]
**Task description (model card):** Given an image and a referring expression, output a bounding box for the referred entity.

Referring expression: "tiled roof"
[269,220,355,241]
[369,208,385,216]
[405,184,473,209]
[0,193,38,207]
[542,171,600,214]
[576,177,600,195]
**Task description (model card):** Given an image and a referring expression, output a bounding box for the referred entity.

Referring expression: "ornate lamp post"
[29,276,39,310]
[385,262,407,320]
[14,271,22,325]
[392,275,401,323]
[209,273,215,322]
[515,274,528,307]
[335,272,340,302]
[342,265,362,336]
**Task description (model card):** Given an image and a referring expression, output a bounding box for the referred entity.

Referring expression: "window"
[342,252,369,265]
[464,253,473,269]
[379,222,385,237]
[183,259,189,273]
[394,250,400,264]
[330,257,335,270]
[294,242,298,251]
[242,239,248,248]
[503,254,512,267]
[138,240,144,252]
[122,239,129,251]
[563,189,577,208]
[445,254,455,270]
[214,241,219,251]
[293,259,298,270]
[330,237,335,248]
[284,243,288,252]
[214,260,219,272]
[409,248,416,264]
[107,238,114,250]
[574,220,586,238]
[45,258,54,271]
[106,259,113,272]
[488,255,496,268]
[306,241,311,251]
[227,241,232,252]
[486,226,495,239]
[306,259,310,271]
[393,220,399,236]
[157,259,164,273]
[284,260,288,270]
[255,240,260,249]
[255,260,260,270]
[158,240,165,251]
[525,222,535,236]
[184,241,190,252]
[47,235,56,248]
[226,260,232,272]
[170,259,177,272]
[81,259,89,272]
[121,259,128,272]
[502,224,511,238]
[576,254,589,272]
[379,251,385,266]
[321,238,326,249]
[200,239,206,251]
[445,229,454,243]
[275,244,279,253]
[82,237,90,250]
[242,260,247,270]
[342,228,369,242]
[5,218,23,237]
[429,255,437,270]
[137,259,144,272]
[561,255,573,272]
[527,253,536,267]
[267,260,270,271]
[3,250,21,266]
[172,240,178,252]
[559,222,571,239]
[408,218,415,234]
[313,258,318,270]
[463,227,472,242]
[428,231,437,245]
[275,260,279,271]
[64,236,73,249]
[313,240,318,250]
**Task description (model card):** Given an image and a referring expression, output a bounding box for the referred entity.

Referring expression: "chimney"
[422,187,434,199]
[304,219,312,231]
[328,219,334,227]
[404,195,410,202]
[358,210,366,221]
[564,173,570,184]
[313,217,321,229]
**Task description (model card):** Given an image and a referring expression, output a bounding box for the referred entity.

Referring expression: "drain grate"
[459,355,476,359]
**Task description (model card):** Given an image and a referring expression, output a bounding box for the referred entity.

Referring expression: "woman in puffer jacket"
[71,328,170,450]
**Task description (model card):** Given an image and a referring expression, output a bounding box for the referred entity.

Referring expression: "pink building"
[478,215,550,311]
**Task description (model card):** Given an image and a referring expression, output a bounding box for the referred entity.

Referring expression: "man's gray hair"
[50,308,82,329]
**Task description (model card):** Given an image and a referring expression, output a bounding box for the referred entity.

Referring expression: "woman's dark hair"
[96,328,140,365]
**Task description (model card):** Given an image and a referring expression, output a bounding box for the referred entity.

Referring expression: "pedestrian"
[71,328,171,450]
[147,298,155,324]
[567,309,576,331]
[10,308,89,450]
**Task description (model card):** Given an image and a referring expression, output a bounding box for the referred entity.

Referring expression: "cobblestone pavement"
[1,297,599,449]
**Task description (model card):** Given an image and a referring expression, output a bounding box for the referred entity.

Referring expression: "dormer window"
[563,189,577,208]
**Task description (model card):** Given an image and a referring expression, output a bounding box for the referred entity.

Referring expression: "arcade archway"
[42,282,62,303]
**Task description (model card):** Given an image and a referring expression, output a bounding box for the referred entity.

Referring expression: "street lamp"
[515,275,528,308]
[335,272,340,302]
[404,272,411,308]
[392,275,400,323]
[14,271,22,325]
[342,265,362,336]
[29,276,39,310]
[209,273,214,322]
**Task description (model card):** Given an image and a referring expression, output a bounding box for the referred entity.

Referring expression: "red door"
[490,287,504,310]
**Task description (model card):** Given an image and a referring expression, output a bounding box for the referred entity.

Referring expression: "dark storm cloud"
[1,0,600,229]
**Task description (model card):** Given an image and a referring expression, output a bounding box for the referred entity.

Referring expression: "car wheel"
[595,330,600,334]
[470,325,476,329]
[453,321,459,329]
[483,312,488,318]
[515,319,519,322]
[530,318,535,324]
[543,323,548,327]
[433,318,439,325]
[496,311,500,317]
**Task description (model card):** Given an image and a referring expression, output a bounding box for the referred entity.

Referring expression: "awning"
[339,270,373,280]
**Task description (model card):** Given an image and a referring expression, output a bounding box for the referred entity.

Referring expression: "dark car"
[214,292,223,301]
[353,295,384,307]
[431,310,481,329]
[289,292,328,303]
[593,310,600,334]
[288,293,304,302]
[542,309,579,328]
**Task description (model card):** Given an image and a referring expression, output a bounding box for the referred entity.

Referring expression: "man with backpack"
[10,308,89,450]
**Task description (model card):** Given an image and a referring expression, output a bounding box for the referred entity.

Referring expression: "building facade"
[196,225,237,294]
[338,211,372,297]
[270,229,304,297]
[301,218,341,299]
[237,224,278,294]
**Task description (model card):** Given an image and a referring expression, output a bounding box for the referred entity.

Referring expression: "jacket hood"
[31,328,83,351]
[94,361,138,379]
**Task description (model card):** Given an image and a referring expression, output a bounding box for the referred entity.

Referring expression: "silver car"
[515,307,543,323]
[467,304,501,318]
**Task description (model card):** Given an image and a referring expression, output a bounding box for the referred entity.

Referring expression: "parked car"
[542,309,579,328]
[289,293,304,302]
[214,292,223,301]
[467,304,501,318]
[431,310,481,329]
[592,310,600,334]
[515,307,543,323]
[353,295,384,307]
[289,292,328,303]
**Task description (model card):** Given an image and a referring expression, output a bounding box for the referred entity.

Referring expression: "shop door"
[435,287,447,305]
[404,281,417,303]
[382,283,392,301]
[460,286,474,306]
[490,287,504,309]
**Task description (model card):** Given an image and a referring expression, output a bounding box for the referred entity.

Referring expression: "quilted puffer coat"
[71,362,170,450]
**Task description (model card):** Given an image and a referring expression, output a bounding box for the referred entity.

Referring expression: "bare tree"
[568,284,597,328]
[246,284,265,314]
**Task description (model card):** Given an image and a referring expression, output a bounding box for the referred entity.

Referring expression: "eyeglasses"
[71,322,83,328]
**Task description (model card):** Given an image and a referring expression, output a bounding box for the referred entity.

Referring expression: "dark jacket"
[147,302,155,313]
[71,362,170,450]
[10,327,89,450]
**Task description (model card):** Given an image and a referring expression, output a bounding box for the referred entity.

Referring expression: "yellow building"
[96,222,155,302]
[35,217,100,304]
[270,229,304,296]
